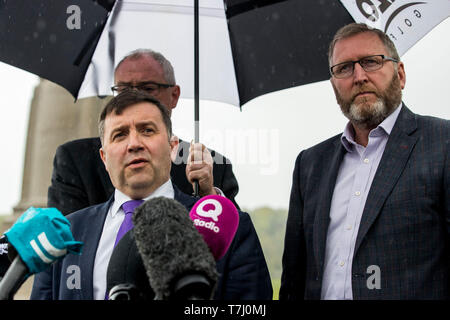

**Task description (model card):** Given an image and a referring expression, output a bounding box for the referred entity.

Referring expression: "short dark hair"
[98,90,173,145]
[328,23,400,66]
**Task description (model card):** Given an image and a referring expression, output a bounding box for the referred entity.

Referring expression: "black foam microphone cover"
[106,229,154,300]
[133,197,219,300]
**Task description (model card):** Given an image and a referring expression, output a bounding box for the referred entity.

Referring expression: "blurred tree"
[246,207,288,300]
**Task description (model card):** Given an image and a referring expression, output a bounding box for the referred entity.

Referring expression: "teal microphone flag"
[4,207,83,274]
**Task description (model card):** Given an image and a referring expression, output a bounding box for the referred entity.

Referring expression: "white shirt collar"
[110,179,175,217]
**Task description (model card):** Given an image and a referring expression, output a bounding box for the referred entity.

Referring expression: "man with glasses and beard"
[280,23,449,300]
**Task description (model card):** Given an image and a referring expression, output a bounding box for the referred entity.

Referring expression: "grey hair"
[115,49,176,84]
[328,23,401,67]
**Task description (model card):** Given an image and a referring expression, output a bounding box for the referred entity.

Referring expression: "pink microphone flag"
[189,195,239,260]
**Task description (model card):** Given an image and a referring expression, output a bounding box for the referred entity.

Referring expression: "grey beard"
[347,98,389,130]
[336,74,403,130]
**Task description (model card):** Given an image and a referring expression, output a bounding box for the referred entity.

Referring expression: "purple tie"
[114,199,144,247]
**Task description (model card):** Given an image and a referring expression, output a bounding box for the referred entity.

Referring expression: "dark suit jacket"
[280,105,449,300]
[31,186,272,300]
[47,138,240,214]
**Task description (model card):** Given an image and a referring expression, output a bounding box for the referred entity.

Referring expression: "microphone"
[189,195,239,260]
[0,207,83,300]
[133,197,218,300]
[106,229,154,300]
[0,236,10,280]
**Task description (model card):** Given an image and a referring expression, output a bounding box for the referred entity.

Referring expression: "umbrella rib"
[122,2,225,18]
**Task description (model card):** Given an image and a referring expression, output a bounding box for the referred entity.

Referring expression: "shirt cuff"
[214,187,226,197]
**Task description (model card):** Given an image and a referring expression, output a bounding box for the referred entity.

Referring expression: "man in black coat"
[48,49,239,215]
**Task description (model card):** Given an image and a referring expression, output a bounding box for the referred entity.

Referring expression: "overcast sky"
[0,18,448,215]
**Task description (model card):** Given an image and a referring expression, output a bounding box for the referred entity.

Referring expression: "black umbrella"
[0,0,354,106]
[1,0,447,114]
[225,0,354,105]
[0,0,113,99]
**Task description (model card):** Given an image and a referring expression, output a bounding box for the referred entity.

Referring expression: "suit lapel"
[173,185,198,210]
[313,138,347,275]
[77,198,113,299]
[354,105,418,253]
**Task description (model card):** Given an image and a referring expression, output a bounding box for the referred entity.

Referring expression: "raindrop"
[36,19,46,31]
[271,65,276,75]
[49,34,57,44]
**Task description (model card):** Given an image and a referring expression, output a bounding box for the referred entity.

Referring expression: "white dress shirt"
[320,104,402,300]
[92,179,175,300]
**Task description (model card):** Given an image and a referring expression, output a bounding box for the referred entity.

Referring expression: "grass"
[0,215,6,234]
[272,279,281,300]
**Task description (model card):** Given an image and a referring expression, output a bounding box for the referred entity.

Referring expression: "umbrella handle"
[194,181,199,197]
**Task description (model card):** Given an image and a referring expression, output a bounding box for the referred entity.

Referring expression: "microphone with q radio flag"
[132,197,219,300]
[189,195,239,260]
[0,207,83,300]
[106,195,240,300]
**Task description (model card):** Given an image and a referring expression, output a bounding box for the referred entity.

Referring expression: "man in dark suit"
[31,90,272,300]
[280,23,449,300]
[48,49,239,215]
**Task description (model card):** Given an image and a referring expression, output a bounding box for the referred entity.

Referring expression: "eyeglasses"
[330,55,398,79]
[111,81,175,96]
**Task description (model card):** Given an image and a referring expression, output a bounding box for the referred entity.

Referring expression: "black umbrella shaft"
[194,0,199,143]
[194,0,199,197]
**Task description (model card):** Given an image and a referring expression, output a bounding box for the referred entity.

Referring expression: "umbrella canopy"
[1,0,449,107]
[225,0,353,106]
[79,0,240,107]
[77,0,355,106]
[0,0,113,98]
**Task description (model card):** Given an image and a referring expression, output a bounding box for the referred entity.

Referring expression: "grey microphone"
[133,197,218,300]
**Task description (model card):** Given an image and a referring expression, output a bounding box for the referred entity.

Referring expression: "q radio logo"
[193,199,223,233]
